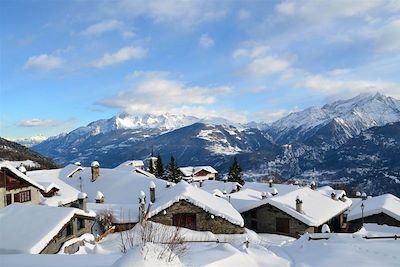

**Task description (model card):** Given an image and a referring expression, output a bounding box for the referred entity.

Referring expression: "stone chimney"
[95,191,104,203]
[261,191,267,199]
[18,165,27,175]
[149,181,156,203]
[78,192,88,212]
[269,179,273,188]
[310,181,316,190]
[361,192,367,200]
[91,161,100,182]
[139,190,146,204]
[223,176,228,183]
[295,195,303,213]
[272,188,278,196]
[331,192,336,200]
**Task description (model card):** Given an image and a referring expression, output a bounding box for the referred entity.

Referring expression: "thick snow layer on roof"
[0,163,44,191]
[87,203,140,223]
[54,165,170,204]
[192,180,241,194]
[242,181,299,196]
[27,168,81,206]
[266,188,352,226]
[148,181,244,227]
[91,161,100,167]
[317,186,346,200]
[179,166,218,176]
[113,162,155,177]
[0,204,94,254]
[347,194,400,221]
[228,188,266,213]
[38,182,60,193]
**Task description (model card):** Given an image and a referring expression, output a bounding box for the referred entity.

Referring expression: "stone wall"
[0,186,41,208]
[150,200,243,234]
[347,212,400,232]
[41,215,94,254]
[242,204,315,237]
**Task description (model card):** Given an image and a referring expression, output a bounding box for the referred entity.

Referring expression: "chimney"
[223,189,227,195]
[261,191,267,199]
[166,181,171,188]
[310,181,316,190]
[149,181,156,203]
[361,192,367,200]
[269,179,273,188]
[272,188,278,196]
[296,196,303,213]
[138,190,146,204]
[223,176,228,183]
[331,192,336,200]
[356,191,361,197]
[18,165,27,175]
[199,180,203,188]
[91,161,100,182]
[78,192,88,212]
[95,191,104,204]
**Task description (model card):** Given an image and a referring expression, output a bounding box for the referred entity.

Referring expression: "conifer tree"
[167,156,181,183]
[228,156,244,185]
[155,154,165,180]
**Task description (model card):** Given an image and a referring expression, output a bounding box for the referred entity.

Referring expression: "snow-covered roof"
[192,180,241,194]
[0,163,44,191]
[0,203,95,254]
[241,181,299,196]
[38,182,60,193]
[179,166,218,177]
[96,191,104,200]
[347,194,400,222]
[148,181,244,227]
[113,161,155,177]
[51,165,170,204]
[316,186,346,200]
[228,188,266,213]
[27,166,81,206]
[266,188,352,226]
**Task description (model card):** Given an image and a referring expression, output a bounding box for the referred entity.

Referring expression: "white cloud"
[101,0,227,29]
[125,70,169,80]
[245,56,292,76]
[97,76,236,120]
[199,34,214,48]
[275,0,386,22]
[93,46,147,68]
[254,109,294,122]
[326,68,352,76]
[303,75,400,98]
[373,19,400,52]
[18,118,58,127]
[238,9,251,20]
[23,54,63,71]
[233,42,269,59]
[82,20,124,36]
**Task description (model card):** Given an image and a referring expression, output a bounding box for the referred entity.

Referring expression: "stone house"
[239,187,352,237]
[0,201,95,254]
[178,166,218,182]
[347,194,400,232]
[0,164,44,208]
[147,181,244,234]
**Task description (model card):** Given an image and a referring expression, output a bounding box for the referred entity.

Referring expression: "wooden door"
[276,218,290,234]
[173,213,196,230]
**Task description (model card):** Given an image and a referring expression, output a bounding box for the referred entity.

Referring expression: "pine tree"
[228,156,244,185]
[167,156,181,183]
[155,154,165,180]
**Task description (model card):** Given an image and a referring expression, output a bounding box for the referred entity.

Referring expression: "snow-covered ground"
[1,223,399,267]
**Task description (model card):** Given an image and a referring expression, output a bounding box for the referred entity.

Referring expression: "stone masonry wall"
[348,212,400,232]
[242,204,315,237]
[150,200,244,234]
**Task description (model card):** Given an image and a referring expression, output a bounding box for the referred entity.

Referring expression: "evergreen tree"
[228,156,244,185]
[167,156,181,183]
[155,154,165,179]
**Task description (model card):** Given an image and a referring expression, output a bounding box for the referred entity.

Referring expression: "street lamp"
[361,203,365,226]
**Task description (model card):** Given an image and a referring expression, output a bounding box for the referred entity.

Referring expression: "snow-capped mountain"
[9,135,48,148]
[268,93,400,146]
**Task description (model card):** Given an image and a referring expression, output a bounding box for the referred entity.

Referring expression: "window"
[14,190,31,203]
[77,218,85,230]
[66,223,73,236]
[172,213,196,230]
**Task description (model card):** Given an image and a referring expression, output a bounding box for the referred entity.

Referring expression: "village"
[0,157,399,266]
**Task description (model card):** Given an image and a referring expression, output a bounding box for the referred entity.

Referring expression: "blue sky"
[1,0,400,139]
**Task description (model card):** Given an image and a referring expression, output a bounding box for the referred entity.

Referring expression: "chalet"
[347,194,400,232]
[238,187,352,237]
[0,202,95,254]
[0,164,44,208]
[192,179,242,194]
[147,181,244,234]
[178,166,218,182]
[114,160,155,177]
